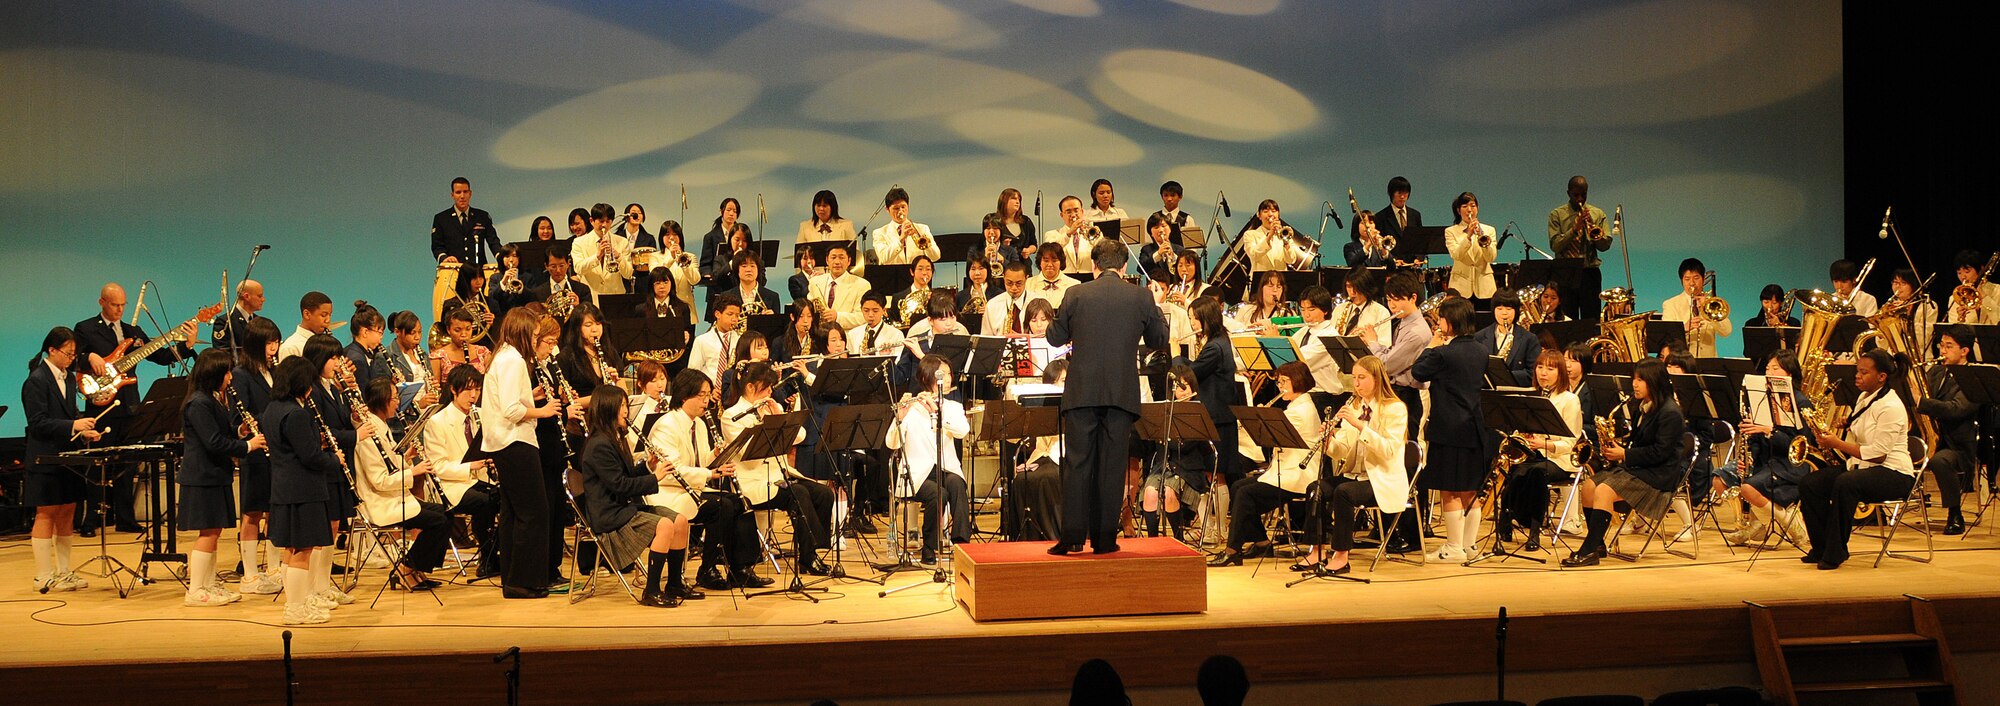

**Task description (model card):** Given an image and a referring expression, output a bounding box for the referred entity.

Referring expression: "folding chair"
[1869,436,1935,567]
[1607,433,1697,562]
[1664,428,1739,560]
[561,468,640,604]
[1368,441,1427,572]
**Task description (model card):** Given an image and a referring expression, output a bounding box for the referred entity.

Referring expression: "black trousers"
[448,482,501,567]
[383,502,452,572]
[750,481,835,557]
[1930,449,1971,513]
[1004,460,1063,541]
[492,442,549,591]
[536,436,573,579]
[1501,459,1567,532]
[1226,477,1305,549]
[911,472,972,554]
[1326,477,1380,551]
[693,495,760,568]
[1060,406,1139,548]
[1799,465,1915,562]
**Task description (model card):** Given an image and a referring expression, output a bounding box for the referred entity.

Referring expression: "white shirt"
[573,230,631,298]
[1292,319,1344,393]
[982,293,1030,336]
[1946,281,2000,324]
[687,327,738,384]
[1083,205,1128,222]
[278,325,314,361]
[1531,390,1583,474]
[1244,227,1311,273]
[1025,273,1075,309]
[886,396,969,495]
[809,271,869,330]
[48,358,68,398]
[1444,222,1498,298]
[422,403,486,507]
[479,345,538,452]
[847,320,905,358]
[354,414,423,526]
[1255,394,1323,494]
[1845,288,1880,317]
[643,408,719,518]
[1323,397,1411,511]
[720,398,805,507]
[1661,291,1735,357]
[872,221,941,266]
[798,218,856,245]
[1845,388,1913,475]
[1043,227,1101,274]
[659,255,701,325]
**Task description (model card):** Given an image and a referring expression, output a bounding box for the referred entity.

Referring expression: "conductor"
[1046,239,1169,555]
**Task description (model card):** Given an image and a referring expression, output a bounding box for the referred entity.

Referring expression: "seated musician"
[982,261,1031,337]
[698,198,745,288]
[420,364,505,579]
[1232,271,1291,334]
[687,299,743,385]
[1207,362,1322,567]
[808,243,869,330]
[1004,360,1068,542]
[1660,353,1726,543]
[1947,249,1999,325]
[1746,284,1801,329]
[430,307,490,381]
[1888,268,1937,349]
[644,369,769,591]
[1343,210,1394,268]
[1495,351,1581,553]
[527,245,592,318]
[1662,258,1734,358]
[1138,213,1185,282]
[777,301,821,364]
[1139,364,1210,542]
[848,293,905,358]
[1027,241,1078,308]
[1476,289,1542,387]
[1290,286,1343,395]
[1308,355,1410,574]
[1715,350,1812,547]
[352,378,451,592]
[1799,349,1917,569]
[1538,282,1570,324]
[1923,326,1981,535]
[1562,359,1687,567]
[1338,267,1394,342]
[895,293,969,389]
[795,325,852,519]
[721,362,835,576]
[886,354,973,565]
[637,267,694,355]
[178,349,266,606]
[716,331,770,408]
[577,386,697,608]
[959,255,1001,321]
[1444,192,1498,306]
[1828,259,1879,316]
[789,244,818,303]
[715,251,780,322]
[1243,199,1311,275]
[891,255,939,330]
[555,302,621,394]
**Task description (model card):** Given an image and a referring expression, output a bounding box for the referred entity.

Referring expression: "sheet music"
[1742,374,1797,428]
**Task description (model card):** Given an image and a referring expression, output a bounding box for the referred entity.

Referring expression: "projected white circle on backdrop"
[947,109,1142,167]
[492,72,761,170]
[801,54,1094,124]
[1005,0,1102,17]
[1090,50,1318,142]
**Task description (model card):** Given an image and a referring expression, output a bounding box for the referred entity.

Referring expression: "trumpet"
[499,266,524,295]
[899,217,929,251]
[1471,220,1491,249]
[599,233,622,276]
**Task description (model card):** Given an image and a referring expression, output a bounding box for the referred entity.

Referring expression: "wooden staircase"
[1748,595,1960,705]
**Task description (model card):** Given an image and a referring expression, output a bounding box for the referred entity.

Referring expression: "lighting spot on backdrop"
[494,176,800,241]
[0,50,248,193]
[1418,0,1838,126]
[947,109,1142,167]
[1615,173,1806,250]
[1159,164,1315,224]
[1007,0,1103,17]
[665,150,792,187]
[492,72,760,170]
[787,0,1000,49]
[173,0,689,90]
[801,54,1093,124]
[717,128,912,171]
[1164,0,1282,15]
[1091,50,1319,142]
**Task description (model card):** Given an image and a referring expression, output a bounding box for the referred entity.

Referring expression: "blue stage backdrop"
[2,1,1840,435]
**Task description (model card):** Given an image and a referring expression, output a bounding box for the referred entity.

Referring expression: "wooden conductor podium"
[952,537,1207,622]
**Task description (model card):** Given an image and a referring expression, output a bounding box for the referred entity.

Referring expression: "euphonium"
[1516,284,1548,325]
[1599,286,1635,318]
[547,288,577,320]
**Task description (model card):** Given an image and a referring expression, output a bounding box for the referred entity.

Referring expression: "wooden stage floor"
[7,512,2000,704]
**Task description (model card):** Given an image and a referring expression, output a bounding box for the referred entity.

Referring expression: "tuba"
[1598,286,1635,318]
[1786,287,1853,468]
[1583,310,1652,362]
[1852,297,1938,451]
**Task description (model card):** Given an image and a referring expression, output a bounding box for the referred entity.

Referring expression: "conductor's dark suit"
[431,206,502,297]
[1046,271,1168,551]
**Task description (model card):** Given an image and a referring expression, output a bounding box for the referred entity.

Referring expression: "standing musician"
[578,385,699,607]
[1562,359,1686,567]
[713,251,781,323]
[1047,239,1169,555]
[983,261,1032,337]
[302,335,365,608]
[848,294,905,358]
[1045,195,1102,276]
[795,325,854,515]
[1494,351,1581,552]
[1243,199,1312,274]
[970,214,1024,279]
[1476,290,1542,387]
[527,245,592,320]
[807,243,869,330]
[528,314,580,593]
[233,318,287,594]
[1747,284,1802,329]
[892,255,940,330]
[23,327,99,593]
[1005,360,1070,541]
[261,357,345,625]
[688,299,744,385]
[1344,210,1395,268]
[1444,192,1499,306]
[1829,259,1879,316]
[1026,242,1078,308]
[1922,326,1981,534]
[1716,351,1812,547]
[575,203,632,301]
[798,190,857,245]
[721,362,836,575]
[1310,355,1412,574]
[886,354,973,565]
[1084,178,1129,222]
[1661,258,1735,358]
[431,177,501,299]
[1150,180,1193,248]
[1412,297,1491,563]
[1547,176,1610,319]
[991,187,1037,246]
[565,208,591,239]
[484,309,567,599]
[873,187,941,266]
[73,282,198,534]
[1798,348,1916,570]
[420,364,505,579]
[648,222,700,324]
[698,197,748,289]
[1138,365,1209,541]
[179,349,265,607]
[645,370,771,591]
[619,202,652,248]
[211,279,273,359]
[1181,297,1244,487]
[352,378,450,591]
[1207,362,1322,567]
[1138,212,1187,282]
[430,307,490,382]
[1359,177,1422,248]
[1947,249,1999,324]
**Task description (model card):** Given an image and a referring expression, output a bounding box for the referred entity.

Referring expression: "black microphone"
[1878,206,1892,240]
[256,244,271,251]
[494,646,520,663]
[1034,190,1042,216]
[1219,192,1231,218]
[1323,200,1343,229]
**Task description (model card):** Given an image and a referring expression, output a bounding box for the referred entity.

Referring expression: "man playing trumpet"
[872,187,939,266]
[1548,176,1612,319]
[1044,195,1102,276]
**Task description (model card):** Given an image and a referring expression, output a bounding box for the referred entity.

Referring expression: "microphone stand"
[1496,606,1510,702]
[881,373,953,596]
[282,630,297,706]
[494,646,521,706]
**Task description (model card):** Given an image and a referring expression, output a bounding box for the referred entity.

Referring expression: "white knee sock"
[284,566,310,609]
[1672,497,1694,530]
[53,535,74,574]
[831,498,848,533]
[239,538,261,576]
[1440,509,1465,551]
[31,537,54,578]
[188,550,216,595]
[1462,507,1484,548]
[266,542,285,577]
[310,549,333,594]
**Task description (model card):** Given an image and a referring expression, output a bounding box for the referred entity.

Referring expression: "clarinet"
[536,355,578,461]
[225,384,260,439]
[627,410,704,502]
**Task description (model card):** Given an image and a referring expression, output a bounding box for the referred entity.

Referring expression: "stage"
[6,516,2000,705]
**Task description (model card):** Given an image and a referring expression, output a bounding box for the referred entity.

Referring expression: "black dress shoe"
[1560,551,1600,567]
[116,523,145,534]
[1240,542,1274,559]
[801,559,832,576]
[1383,538,1416,554]
[1945,512,1966,536]
[502,586,549,599]
[697,565,732,591]
[476,561,502,580]
[1091,542,1120,555]
[852,516,880,534]
[1523,534,1542,552]
[638,585,680,608]
[667,582,706,600]
[1046,543,1084,556]
[1289,559,1324,572]
[77,526,98,538]
[1206,549,1243,568]
[1800,550,1822,564]
[730,567,775,588]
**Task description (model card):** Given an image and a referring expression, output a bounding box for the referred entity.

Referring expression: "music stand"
[604,316,690,367]
[125,386,189,580]
[932,233,983,263]
[1945,365,2000,530]
[980,399,1063,541]
[1137,401,1218,551]
[738,410,829,601]
[1227,404,1313,572]
[746,313,788,348]
[1392,225,1447,262]
[1827,315,1867,352]
[595,293,643,320]
[1823,363,1861,406]
[814,402,893,586]
[1670,373,1740,424]
[931,334,1008,532]
[1644,320,1685,356]
[1320,336,1372,374]
[1961,324,2000,363]
[42,451,152,597]
[1281,271,1319,300]
[862,264,913,300]
[1099,218,1136,245]
[1693,357,1758,391]
[512,240,555,277]
[1532,320,1600,351]
[1583,373,1632,419]
[1483,356,1523,389]
[1468,390,1571,565]
[1742,326,1800,362]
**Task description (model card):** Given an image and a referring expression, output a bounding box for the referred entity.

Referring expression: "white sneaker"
[282,603,330,625]
[208,583,244,603]
[1429,544,1465,563]
[183,587,237,607]
[318,586,355,605]
[307,592,338,611]
[239,573,283,595]
[31,574,57,593]
[51,571,89,592]
[1672,527,1699,544]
